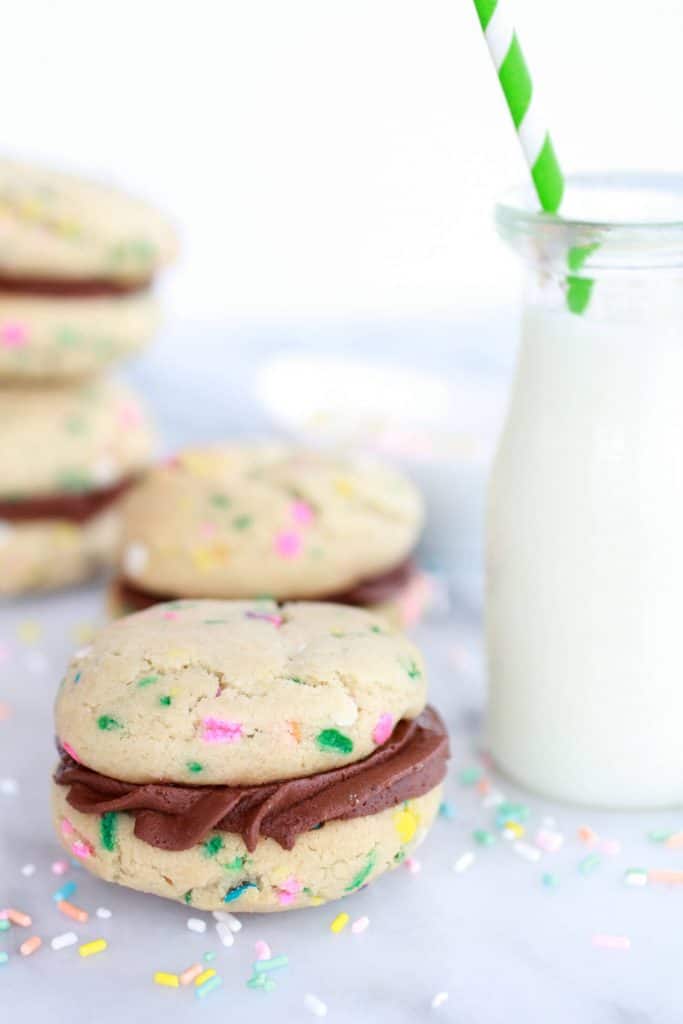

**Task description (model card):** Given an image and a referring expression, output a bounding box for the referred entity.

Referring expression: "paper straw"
[473,0,564,213]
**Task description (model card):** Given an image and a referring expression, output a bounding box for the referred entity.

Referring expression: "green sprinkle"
[56,470,91,493]
[56,327,80,348]
[567,242,600,272]
[542,872,559,888]
[223,855,247,871]
[65,416,87,435]
[567,275,594,315]
[187,761,203,774]
[100,812,118,852]
[345,849,377,891]
[459,765,482,786]
[399,657,421,680]
[204,951,215,962]
[370,625,383,634]
[97,715,121,731]
[159,695,172,706]
[648,829,673,843]
[203,835,224,858]
[579,853,601,876]
[232,515,252,530]
[393,849,406,864]
[0,919,10,932]
[495,802,530,827]
[316,729,353,755]
[0,951,8,965]
[210,493,230,508]
[136,674,159,688]
[290,676,305,685]
[472,829,495,847]
[203,619,228,625]
[183,889,193,905]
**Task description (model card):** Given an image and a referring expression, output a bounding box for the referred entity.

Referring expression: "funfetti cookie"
[0,159,177,380]
[53,600,449,911]
[0,378,156,594]
[111,442,431,627]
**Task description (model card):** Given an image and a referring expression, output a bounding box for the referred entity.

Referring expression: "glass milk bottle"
[487,174,683,807]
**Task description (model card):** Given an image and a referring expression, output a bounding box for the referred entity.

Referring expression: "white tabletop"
[2,317,681,1023]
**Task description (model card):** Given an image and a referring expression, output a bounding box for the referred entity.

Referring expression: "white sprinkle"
[624,869,648,887]
[404,857,421,874]
[92,456,117,486]
[124,542,149,578]
[20,864,36,877]
[216,911,241,933]
[187,917,206,934]
[0,778,18,796]
[73,646,93,661]
[431,992,449,1009]
[51,931,78,951]
[514,841,541,863]
[351,916,369,934]
[334,696,358,727]
[592,934,631,951]
[215,922,234,947]
[95,907,112,919]
[453,851,476,874]
[535,828,565,853]
[304,993,328,1017]
[482,789,505,808]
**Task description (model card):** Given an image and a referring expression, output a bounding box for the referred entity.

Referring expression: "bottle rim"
[496,172,683,269]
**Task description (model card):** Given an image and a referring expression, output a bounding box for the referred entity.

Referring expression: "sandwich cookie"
[112,443,431,627]
[52,600,449,911]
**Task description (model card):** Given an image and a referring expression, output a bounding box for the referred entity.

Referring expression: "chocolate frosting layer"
[0,478,133,525]
[54,707,448,853]
[0,274,151,297]
[112,557,418,613]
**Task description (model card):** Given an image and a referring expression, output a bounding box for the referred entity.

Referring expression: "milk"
[486,298,683,806]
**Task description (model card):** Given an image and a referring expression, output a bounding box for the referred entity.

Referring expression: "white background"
[4,0,683,322]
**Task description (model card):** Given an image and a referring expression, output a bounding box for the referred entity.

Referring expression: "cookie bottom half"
[52,782,442,912]
[0,511,119,595]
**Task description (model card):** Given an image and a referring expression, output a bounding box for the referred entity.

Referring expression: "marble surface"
[1,317,682,1022]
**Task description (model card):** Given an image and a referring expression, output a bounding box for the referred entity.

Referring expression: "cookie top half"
[0,378,156,498]
[0,159,177,281]
[55,600,428,785]
[119,443,424,599]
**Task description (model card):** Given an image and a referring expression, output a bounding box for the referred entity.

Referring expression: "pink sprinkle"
[372,713,393,745]
[202,717,243,743]
[0,321,28,348]
[245,611,284,628]
[162,611,179,621]
[535,828,565,853]
[254,940,271,960]
[117,402,143,428]
[276,876,303,906]
[275,531,302,559]
[351,916,370,934]
[61,741,82,764]
[72,840,93,859]
[601,839,621,856]
[404,857,421,874]
[51,860,69,876]
[592,934,631,951]
[61,818,74,837]
[199,521,217,539]
[291,501,314,526]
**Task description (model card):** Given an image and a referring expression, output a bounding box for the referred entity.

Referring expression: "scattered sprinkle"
[472,829,495,847]
[71,840,93,860]
[51,861,69,876]
[154,972,180,988]
[195,968,216,987]
[372,713,394,745]
[431,992,449,1010]
[20,935,42,957]
[187,918,206,934]
[196,975,223,999]
[51,932,78,951]
[213,910,241,932]
[351,916,369,934]
[96,907,112,919]
[216,922,234,947]
[535,828,565,853]
[330,912,350,934]
[579,854,602,876]
[453,851,476,874]
[514,841,541,863]
[578,825,599,846]
[254,940,271,959]
[404,856,421,873]
[201,717,243,744]
[316,729,353,754]
[252,955,289,974]
[304,993,328,1017]
[592,934,631,951]
[224,881,257,903]
[0,952,7,965]
[624,868,648,887]
[4,908,31,927]
[79,939,107,958]
[459,765,482,785]
[438,801,455,820]
[180,963,203,986]
[542,872,559,888]
[20,863,36,877]
[648,869,683,885]
[57,900,88,923]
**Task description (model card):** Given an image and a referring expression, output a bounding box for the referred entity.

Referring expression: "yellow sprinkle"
[79,939,107,958]
[503,821,525,839]
[52,523,79,548]
[17,621,41,645]
[330,912,350,934]
[154,972,179,988]
[194,968,216,987]
[310,896,324,906]
[334,478,354,497]
[394,808,419,844]
[72,621,96,644]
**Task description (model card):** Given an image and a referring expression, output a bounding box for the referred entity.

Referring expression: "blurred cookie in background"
[0,378,156,594]
[0,158,177,380]
[111,442,431,627]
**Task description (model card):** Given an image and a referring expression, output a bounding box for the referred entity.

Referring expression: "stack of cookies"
[0,159,177,595]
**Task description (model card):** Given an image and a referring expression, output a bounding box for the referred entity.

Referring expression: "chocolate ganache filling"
[54,706,448,853]
[0,478,134,525]
[0,274,152,298]
[113,556,419,613]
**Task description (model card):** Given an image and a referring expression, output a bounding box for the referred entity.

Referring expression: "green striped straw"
[473,0,593,312]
